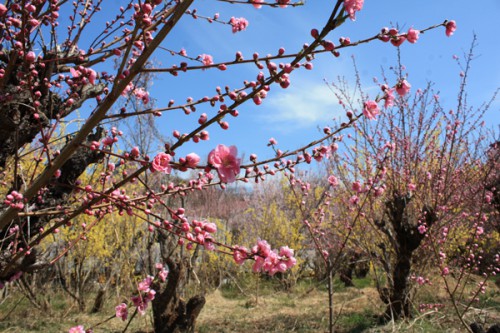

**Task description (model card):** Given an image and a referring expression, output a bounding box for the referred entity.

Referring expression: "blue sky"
[100,1,500,165]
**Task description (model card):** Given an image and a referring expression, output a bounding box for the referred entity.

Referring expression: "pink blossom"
[396,79,411,96]
[252,0,264,9]
[229,17,249,33]
[70,67,80,78]
[283,256,297,270]
[390,35,406,47]
[199,54,213,67]
[28,18,40,31]
[252,256,265,273]
[328,175,339,187]
[344,0,364,21]
[87,68,97,85]
[406,28,420,43]
[408,183,416,191]
[69,326,85,333]
[363,100,380,120]
[130,146,140,158]
[138,275,153,291]
[352,181,362,193]
[102,137,114,147]
[131,295,148,315]
[313,145,330,162]
[159,268,168,282]
[384,88,395,108]
[374,186,385,197]
[252,243,297,275]
[279,246,294,258]
[204,222,217,233]
[70,67,96,85]
[445,20,457,37]
[121,82,134,96]
[115,303,128,321]
[25,51,36,63]
[0,4,7,16]
[416,276,426,285]
[233,246,248,265]
[133,87,150,104]
[485,194,492,204]
[208,144,241,183]
[145,289,156,301]
[185,153,200,168]
[151,153,172,174]
[253,239,271,257]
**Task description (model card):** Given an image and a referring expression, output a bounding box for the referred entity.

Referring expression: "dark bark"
[0,48,104,168]
[91,284,107,313]
[376,192,437,319]
[487,324,500,333]
[339,250,365,287]
[0,128,104,282]
[0,45,107,282]
[471,323,500,333]
[151,258,205,333]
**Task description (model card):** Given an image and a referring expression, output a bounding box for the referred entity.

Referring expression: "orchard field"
[0,0,498,332]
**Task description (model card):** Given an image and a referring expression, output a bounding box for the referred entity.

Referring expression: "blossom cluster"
[150,144,240,184]
[4,191,25,210]
[380,78,411,109]
[179,218,218,251]
[376,21,456,48]
[233,240,297,276]
[229,17,249,33]
[131,275,156,315]
[132,1,163,27]
[113,263,168,323]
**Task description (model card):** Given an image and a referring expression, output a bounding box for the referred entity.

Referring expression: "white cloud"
[260,81,344,133]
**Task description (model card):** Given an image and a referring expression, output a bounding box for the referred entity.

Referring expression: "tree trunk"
[377,193,437,320]
[90,284,106,313]
[384,253,411,318]
[151,258,205,333]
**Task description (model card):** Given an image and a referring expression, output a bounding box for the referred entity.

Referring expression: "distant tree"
[326,42,498,323]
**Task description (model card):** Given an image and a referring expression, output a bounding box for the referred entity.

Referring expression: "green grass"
[353,276,373,289]
[336,309,377,333]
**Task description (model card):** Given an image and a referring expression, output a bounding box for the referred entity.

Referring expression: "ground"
[0,275,498,332]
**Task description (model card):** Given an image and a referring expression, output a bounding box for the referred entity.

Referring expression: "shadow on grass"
[335,310,380,333]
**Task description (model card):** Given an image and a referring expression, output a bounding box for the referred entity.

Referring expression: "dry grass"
[196,287,384,333]
[0,275,498,333]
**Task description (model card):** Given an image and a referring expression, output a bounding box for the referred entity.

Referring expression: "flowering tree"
[0,0,456,331]
[325,40,498,324]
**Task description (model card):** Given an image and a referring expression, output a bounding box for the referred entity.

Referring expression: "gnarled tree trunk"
[151,258,205,333]
[375,193,437,319]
